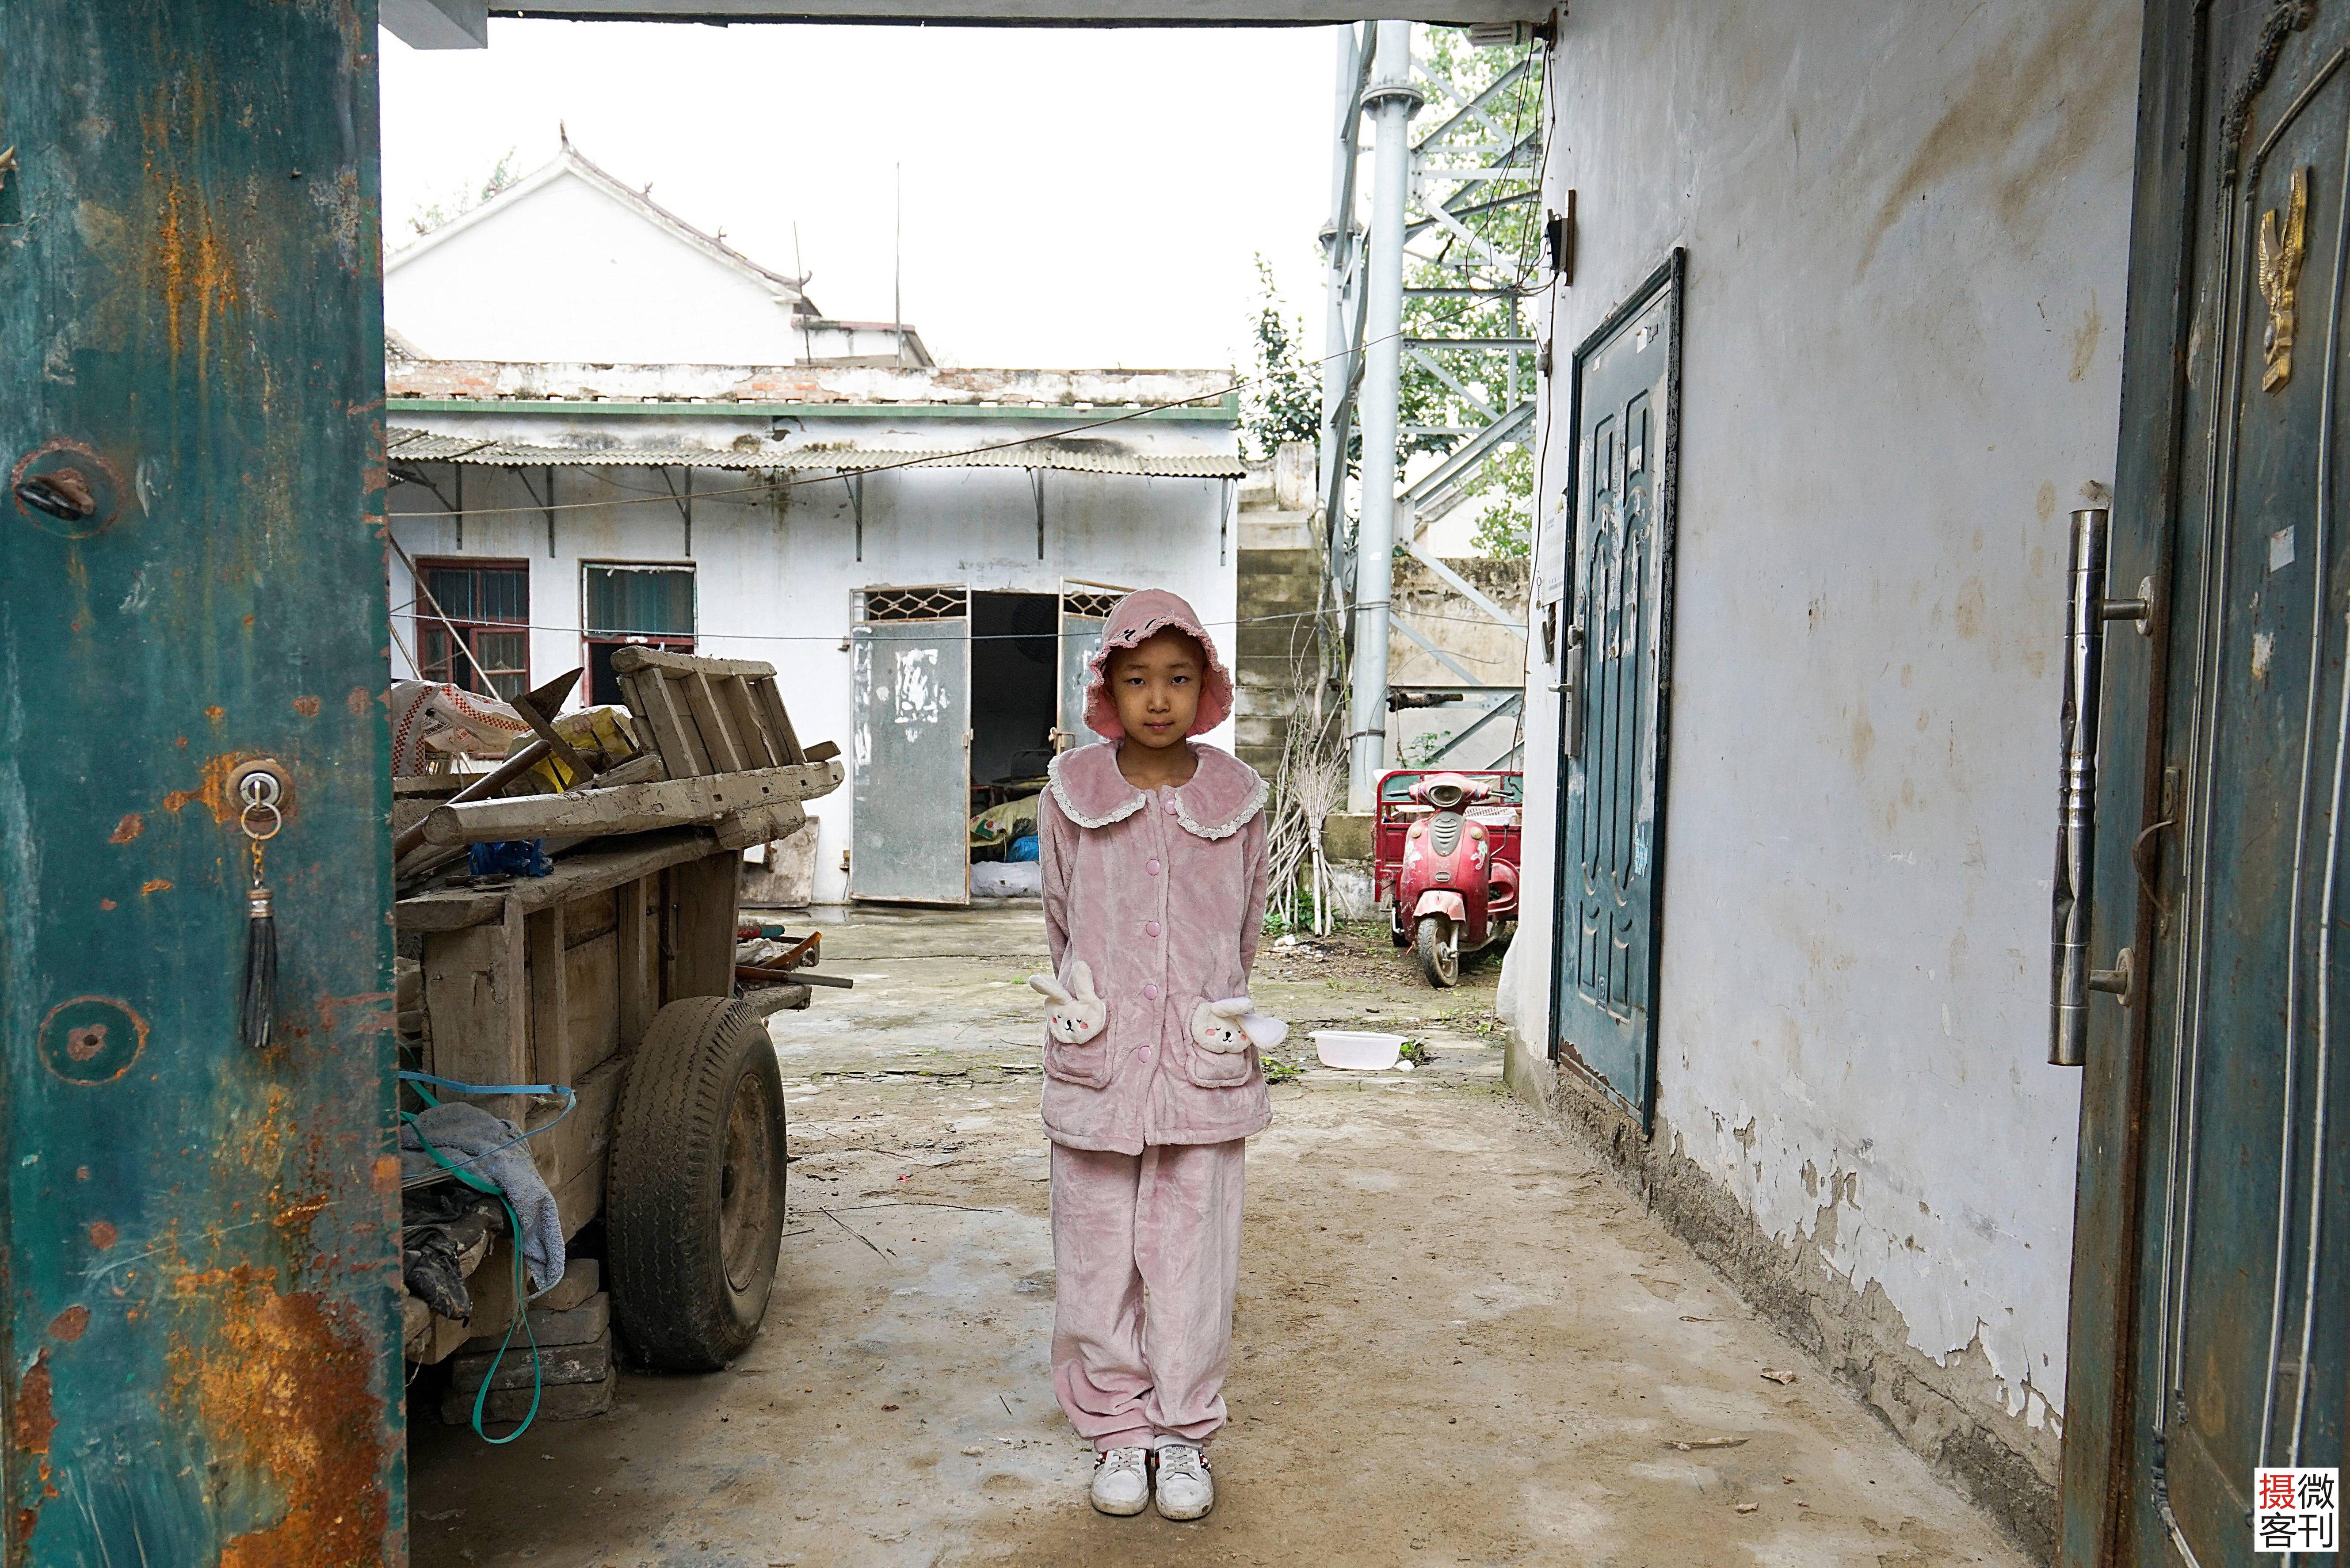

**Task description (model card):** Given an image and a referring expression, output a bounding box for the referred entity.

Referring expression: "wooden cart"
[394,650,841,1375]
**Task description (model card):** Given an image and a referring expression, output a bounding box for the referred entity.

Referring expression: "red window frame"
[580,562,697,706]
[413,557,530,702]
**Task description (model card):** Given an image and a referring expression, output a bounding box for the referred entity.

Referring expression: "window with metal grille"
[1063,590,1122,619]
[861,586,969,622]
[415,559,529,702]
[583,562,696,705]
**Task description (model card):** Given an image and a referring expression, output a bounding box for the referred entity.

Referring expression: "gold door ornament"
[2260,166,2310,393]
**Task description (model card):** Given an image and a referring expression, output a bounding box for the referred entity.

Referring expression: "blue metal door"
[851,588,972,904]
[2060,4,2350,1560]
[1550,255,1681,1125]
[0,6,402,1561]
[1056,583,1125,748]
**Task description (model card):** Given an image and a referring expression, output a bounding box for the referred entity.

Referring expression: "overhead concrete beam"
[385,0,489,48]
[499,1,1547,23]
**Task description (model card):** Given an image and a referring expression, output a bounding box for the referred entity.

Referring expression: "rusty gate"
[0,6,402,1562]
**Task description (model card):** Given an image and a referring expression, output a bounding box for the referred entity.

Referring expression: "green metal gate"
[1549,252,1682,1126]
[2061,2,2350,1560]
[0,6,401,1561]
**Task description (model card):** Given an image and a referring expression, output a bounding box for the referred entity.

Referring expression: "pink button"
[1146,921,1161,937]
[1138,1049,1152,1061]
[1143,983,1160,1000]
[1164,800,1180,815]
[1147,859,1161,876]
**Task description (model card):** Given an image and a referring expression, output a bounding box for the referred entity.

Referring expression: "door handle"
[1553,622,1585,760]
[2050,507,2148,1065]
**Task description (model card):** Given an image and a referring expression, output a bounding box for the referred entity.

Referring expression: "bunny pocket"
[1043,1025,1116,1088]
[1181,998,1259,1089]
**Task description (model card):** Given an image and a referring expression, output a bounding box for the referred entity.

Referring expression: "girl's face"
[1108,628,1203,750]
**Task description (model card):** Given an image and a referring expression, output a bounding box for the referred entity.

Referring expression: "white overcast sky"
[378,19,1341,371]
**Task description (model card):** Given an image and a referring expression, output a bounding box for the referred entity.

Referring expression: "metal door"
[1056,583,1128,748]
[1549,254,1682,1125]
[2061,5,2350,1561]
[0,6,402,1563]
[851,587,972,904]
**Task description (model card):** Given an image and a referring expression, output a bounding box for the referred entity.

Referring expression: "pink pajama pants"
[1048,1139,1247,1452]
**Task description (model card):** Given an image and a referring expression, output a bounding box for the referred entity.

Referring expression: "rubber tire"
[607,996,787,1371]
[1415,914,1460,988]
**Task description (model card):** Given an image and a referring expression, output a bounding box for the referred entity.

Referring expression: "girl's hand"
[1029,960,1108,1045]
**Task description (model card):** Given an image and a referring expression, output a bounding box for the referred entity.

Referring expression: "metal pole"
[1347,19,1422,811]
[1318,24,1365,523]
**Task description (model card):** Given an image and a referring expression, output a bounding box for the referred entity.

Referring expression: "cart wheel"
[607,996,787,1371]
[1414,914,1460,988]
[1389,910,1410,949]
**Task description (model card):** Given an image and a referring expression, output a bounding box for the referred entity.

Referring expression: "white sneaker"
[1089,1446,1150,1516]
[1153,1443,1213,1520]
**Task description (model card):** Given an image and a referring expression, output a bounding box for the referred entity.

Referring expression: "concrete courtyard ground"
[407,904,2029,1568]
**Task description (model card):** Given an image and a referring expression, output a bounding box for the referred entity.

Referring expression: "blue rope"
[398,1070,577,1444]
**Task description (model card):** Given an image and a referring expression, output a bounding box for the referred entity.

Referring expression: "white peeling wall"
[1502,0,2141,1434]
[389,444,1234,904]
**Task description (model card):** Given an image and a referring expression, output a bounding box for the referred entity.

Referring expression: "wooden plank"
[684,671,748,772]
[668,851,740,1000]
[526,904,570,1087]
[562,888,618,948]
[718,674,779,767]
[507,829,717,916]
[743,983,812,1017]
[532,1050,627,1201]
[395,885,507,933]
[398,829,715,937]
[610,645,777,679]
[614,874,654,1049]
[422,900,531,1130]
[713,800,806,852]
[617,665,705,780]
[648,670,713,777]
[563,929,623,1078]
[752,675,807,764]
[550,1147,610,1248]
[420,760,844,846]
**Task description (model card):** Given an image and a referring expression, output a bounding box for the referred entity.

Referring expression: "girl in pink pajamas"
[1030,589,1280,1522]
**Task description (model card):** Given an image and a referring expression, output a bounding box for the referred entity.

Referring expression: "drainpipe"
[1347,19,1422,812]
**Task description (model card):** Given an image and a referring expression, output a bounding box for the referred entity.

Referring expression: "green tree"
[1242,256,1322,462]
[404,148,523,239]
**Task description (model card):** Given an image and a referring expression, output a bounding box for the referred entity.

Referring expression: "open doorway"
[968,592,1061,895]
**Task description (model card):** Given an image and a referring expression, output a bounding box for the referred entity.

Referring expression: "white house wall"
[388,449,1234,905]
[386,175,804,363]
[1497,0,2142,1522]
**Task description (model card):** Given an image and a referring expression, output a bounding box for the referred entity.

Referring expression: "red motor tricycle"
[1373,768,1523,987]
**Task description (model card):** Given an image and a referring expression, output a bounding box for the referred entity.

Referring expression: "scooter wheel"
[1414,914,1459,988]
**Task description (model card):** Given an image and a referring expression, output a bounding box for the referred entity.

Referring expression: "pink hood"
[1081,589,1234,740]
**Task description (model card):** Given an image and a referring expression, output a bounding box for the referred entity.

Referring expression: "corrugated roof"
[385,427,1244,479]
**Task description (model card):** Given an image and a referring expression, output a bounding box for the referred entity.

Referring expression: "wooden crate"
[610,646,806,777]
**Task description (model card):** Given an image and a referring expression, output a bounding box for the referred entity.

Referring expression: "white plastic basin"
[1312,1029,1405,1071]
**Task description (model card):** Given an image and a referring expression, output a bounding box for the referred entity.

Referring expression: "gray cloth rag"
[400,1101,566,1299]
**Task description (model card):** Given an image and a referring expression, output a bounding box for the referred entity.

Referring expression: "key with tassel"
[237,771,283,1051]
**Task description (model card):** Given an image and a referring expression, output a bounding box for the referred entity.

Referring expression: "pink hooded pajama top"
[1038,590,1274,1155]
